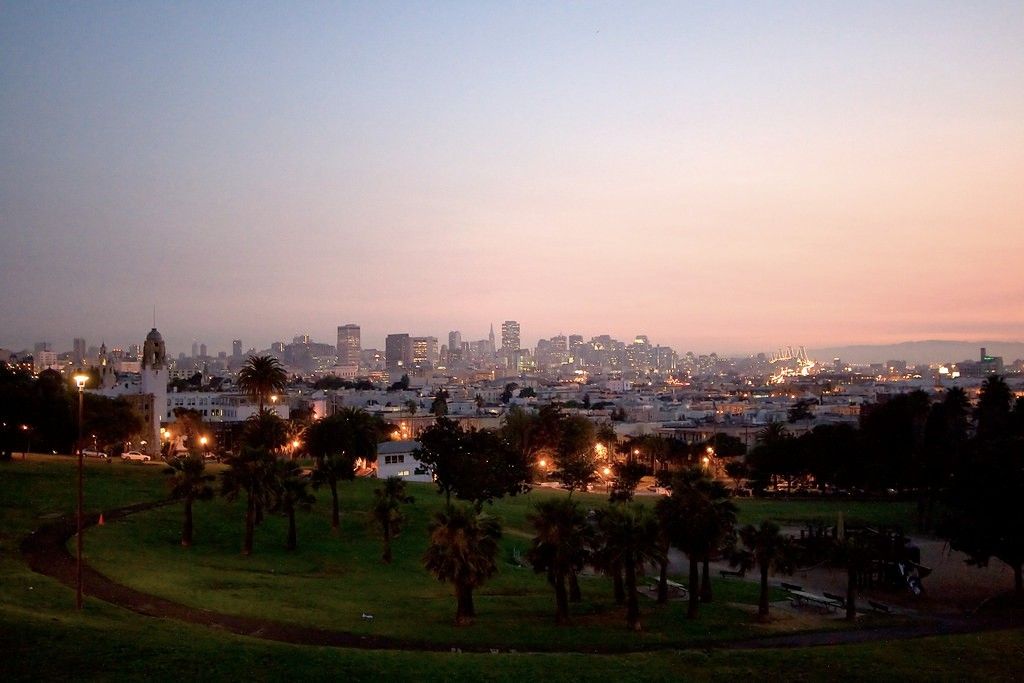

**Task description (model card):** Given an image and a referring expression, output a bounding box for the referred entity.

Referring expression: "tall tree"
[237,355,287,413]
[553,415,597,496]
[832,533,875,620]
[430,390,449,417]
[597,504,663,631]
[527,498,592,624]
[306,408,382,531]
[416,417,466,505]
[164,453,215,548]
[241,410,289,525]
[942,436,1024,594]
[609,461,647,503]
[273,459,315,551]
[666,467,737,617]
[423,504,502,626]
[417,419,530,508]
[220,446,276,555]
[976,375,1013,442]
[730,520,794,621]
[371,476,414,563]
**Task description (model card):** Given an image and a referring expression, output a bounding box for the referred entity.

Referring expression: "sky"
[2,1,1023,356]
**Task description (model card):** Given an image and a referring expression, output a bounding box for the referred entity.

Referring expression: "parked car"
[82,449,108,459]
[121,451,151,463]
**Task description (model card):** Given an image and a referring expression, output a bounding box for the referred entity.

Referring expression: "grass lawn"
[2,455,1018,681]
[86,471,794,651]
[734,497,918,530]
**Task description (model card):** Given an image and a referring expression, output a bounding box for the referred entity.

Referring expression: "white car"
[121,451,151,463]
[82,449,108,459]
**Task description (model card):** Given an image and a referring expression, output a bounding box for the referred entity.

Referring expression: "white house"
[376,440,432,483]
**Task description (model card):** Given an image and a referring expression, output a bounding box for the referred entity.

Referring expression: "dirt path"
[19,501,1024,655]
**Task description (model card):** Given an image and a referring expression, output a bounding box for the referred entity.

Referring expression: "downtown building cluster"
[5,321,1024,463]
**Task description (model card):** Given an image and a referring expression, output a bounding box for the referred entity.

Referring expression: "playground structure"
[793,522,932,596]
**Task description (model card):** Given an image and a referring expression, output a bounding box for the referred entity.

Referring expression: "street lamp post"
[73,373,88,610]
[22,424,31,460]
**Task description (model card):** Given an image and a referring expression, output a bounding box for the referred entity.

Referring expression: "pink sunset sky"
[1,2,1022,355]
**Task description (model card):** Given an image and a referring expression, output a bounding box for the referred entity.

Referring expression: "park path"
[19,500,1023,655]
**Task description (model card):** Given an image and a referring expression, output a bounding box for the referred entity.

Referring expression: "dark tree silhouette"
[730,520,795,621]
[527,498,592,624]
[306,408,382,531]
[237,355,287,413]
[371,476,414,563]
[423,504,502,625]
[164,453,215,547]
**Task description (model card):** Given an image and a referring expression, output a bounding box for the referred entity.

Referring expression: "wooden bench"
[780,582,803,592]
[719,569,745,578]
[788,590,842,613]
[823,591,847,608]
[868,600,891,614]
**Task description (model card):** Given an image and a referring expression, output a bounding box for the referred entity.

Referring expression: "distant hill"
[807,340,1024,366]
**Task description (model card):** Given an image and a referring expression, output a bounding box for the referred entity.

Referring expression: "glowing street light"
[72,373,89,610]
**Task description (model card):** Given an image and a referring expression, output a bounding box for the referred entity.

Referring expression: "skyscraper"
[232,339,242,359]
[72,337,86,367]
[385,333,412,371]
[191,340,199,358]
[411,336,438,367]
[501,320,520,355]
[337,324,361,366]
[448,330,461,352]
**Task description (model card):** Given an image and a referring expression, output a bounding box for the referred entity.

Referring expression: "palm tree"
[730,520,794,622]
[423,503,502,626]
[237,355,287,413]
[371,476,414,563]
[597,503,663,631]
[526,498,592,624]
[306,408,382,531]
[274,459,315,551]
[653,495,677,604]
[220,446,276,555]
[833,534,875,621]
[241,410,288,526]
[666,467,737,618]
[164,453,214,548]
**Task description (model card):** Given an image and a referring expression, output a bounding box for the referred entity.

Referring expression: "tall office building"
[448,330,461,352]
[232,339,242,359]
[337,324,361,366]
[191,340,199,358]
[411,336,438,367]
[72,337,86,367]
[501,320,520,355]
[199,343,207,358]
[385,333,412,371]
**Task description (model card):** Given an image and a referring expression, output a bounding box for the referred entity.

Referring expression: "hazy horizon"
[3,2,1022,356]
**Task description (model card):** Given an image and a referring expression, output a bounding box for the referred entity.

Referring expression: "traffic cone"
[98,514,105,526]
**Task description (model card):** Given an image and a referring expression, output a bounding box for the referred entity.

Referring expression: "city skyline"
[2,3,1023,356]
